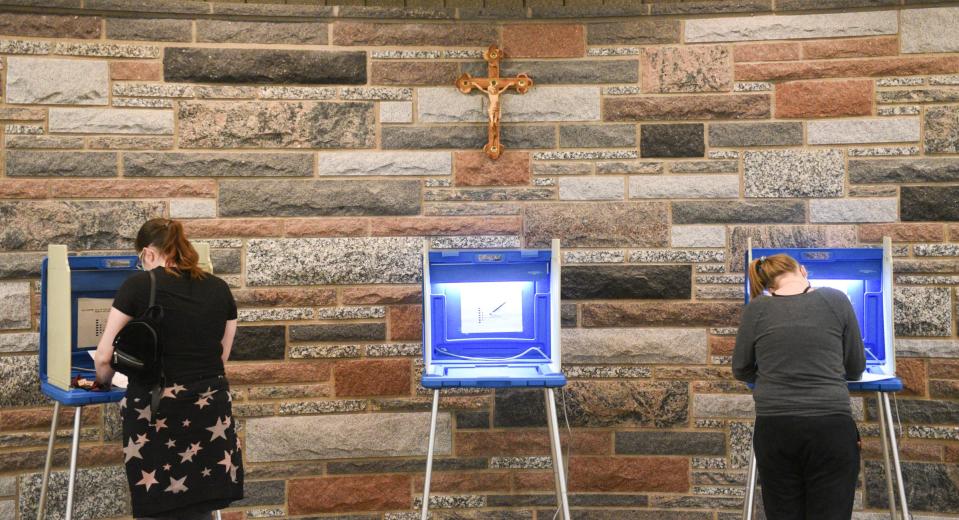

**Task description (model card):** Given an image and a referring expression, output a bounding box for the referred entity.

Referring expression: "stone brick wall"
[1,0,959,518]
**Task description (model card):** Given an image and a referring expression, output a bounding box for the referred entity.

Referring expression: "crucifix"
[456,44,533,160]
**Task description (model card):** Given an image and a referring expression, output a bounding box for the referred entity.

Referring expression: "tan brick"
[860,224,945,243]
[802,36,899,60]
[502,24,585,58]
[370,216,522,236]
[289,474,411,514]
[49,180,216,198]
[709,335,736,357]
[226,361,331,385]
[0,406,100,431]
[733,42,800,62]
[863,439,941,462]
[183,219,284,238]
[736,56,959,82]
[946,445,959,463]
[283,218,370,237]
[332,22,495,46]
[0,180,48,199]
[233,288,337,307]
[0,12,100,39]
[334,359,411,397]
[568,456,688,492]
[371,61,459,86]
[341,286,421,305]
[513,470,555,491]
[929,360,959,379]
[110,61,162,81]
[896,358,927,397]
[930,380,959,399]
[775,79,872,119]
[642,45,732,93]
[412,471,511,493]
[454,151,530,187]
[582,302,741,327]
[949,224,959,241]
[0,108,46,121]
[604,93,770,121]
[455,430,611,457]
[388,304,422,341]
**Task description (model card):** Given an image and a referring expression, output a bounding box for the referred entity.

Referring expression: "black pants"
[753,414,860,520]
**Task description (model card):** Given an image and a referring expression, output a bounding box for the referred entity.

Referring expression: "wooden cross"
[455,45,533,160]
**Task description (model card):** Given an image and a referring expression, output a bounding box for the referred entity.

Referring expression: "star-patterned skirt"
[121,375,244,518]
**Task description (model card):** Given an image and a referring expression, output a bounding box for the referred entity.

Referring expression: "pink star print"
[136,470,158,492]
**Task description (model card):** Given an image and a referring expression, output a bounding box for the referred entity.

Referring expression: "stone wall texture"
[1,0,959,519]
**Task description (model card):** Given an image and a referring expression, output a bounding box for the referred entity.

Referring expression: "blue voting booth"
[419,239,570,520]
[36,243,212,520]
[742,238,909,519]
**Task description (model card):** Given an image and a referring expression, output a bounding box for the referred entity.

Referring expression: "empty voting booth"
[37,243,212,520]
[420,239,570,519]
[742,238,909,520]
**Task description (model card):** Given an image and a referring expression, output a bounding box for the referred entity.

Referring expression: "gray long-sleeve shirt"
[733,287,866,417]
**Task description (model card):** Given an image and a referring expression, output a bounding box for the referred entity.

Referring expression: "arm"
[732,302,761,384]
[94,307,134,386]
[221,319,237,363]
[842,300,867,380]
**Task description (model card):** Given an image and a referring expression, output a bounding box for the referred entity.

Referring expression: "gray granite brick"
[672,201,806,224]
[901,186,959,221]
[124,153,313,178]
[461,60,639,84]
[559,124,636,148]
[744,149,844,198]
[197,20,328,44]
[247,237,422,286]
[165,48,366,84]
[6,151,116,177]
[709,122,803,147]
[563,328,706,364]
[218,180,420,217]
[382,125,555,149]
[106,18,192,41]
[245,412,450,462]
[641,123,704,158]
[617,431,726,455]
[894,287,953,336]
[562,265,691,299]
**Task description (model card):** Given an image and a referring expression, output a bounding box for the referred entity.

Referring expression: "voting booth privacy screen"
[40,243,214,406]
[40,246,137,406]
[746,244,896,383]
[421,242,565,388]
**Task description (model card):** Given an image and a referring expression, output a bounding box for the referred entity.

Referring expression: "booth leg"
[882,392,910,519]
[214,510,222,520]
[64,407,82,520]
[744,447,758,520]
[421,389,440,520]
[545,388,571,520]
[877,393,898,519]
[37,401,62,520]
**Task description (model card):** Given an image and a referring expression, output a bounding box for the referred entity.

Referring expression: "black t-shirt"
[112,268,237,384]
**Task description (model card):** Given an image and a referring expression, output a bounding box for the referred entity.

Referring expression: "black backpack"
[111,270,163,381]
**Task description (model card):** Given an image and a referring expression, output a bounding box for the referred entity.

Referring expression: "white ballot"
[460,282,525,334]
[76,298,113,349]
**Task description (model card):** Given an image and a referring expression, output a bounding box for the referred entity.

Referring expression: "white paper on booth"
[460,282,524,334]
[76,298,113,348]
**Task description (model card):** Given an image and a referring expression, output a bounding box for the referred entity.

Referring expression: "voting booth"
[742,238,909,520]
[419,239,570,519]
[36,243,212,520]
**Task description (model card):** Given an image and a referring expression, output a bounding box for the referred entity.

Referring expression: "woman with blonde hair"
[94,218,243,520]
[733,253,866,520]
